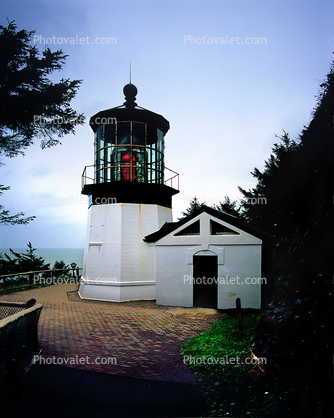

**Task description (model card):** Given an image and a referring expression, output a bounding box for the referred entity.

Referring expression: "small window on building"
[174,220,200,236]
[210,220,239,235]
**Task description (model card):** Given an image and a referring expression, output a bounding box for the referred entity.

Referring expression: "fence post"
[28,272,33,286]
[236,297,243,332]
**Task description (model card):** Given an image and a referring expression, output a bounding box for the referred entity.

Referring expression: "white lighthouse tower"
[78,83,179,302]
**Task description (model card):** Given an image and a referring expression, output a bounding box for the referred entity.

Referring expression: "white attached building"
[144,205,275,309]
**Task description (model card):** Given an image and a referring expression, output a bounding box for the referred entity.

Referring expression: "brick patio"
[0,284,223,384]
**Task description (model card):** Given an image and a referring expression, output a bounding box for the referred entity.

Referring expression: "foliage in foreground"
[182,298,333,417]
[252,275,333,417]
[181,311,274,417]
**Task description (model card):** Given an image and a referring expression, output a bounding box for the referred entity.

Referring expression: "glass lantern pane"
[132,122,145,145]
[117,122,131,145]
[104,167,111,182]
[157,129,164,152]
[96,169,103,184]
[147,147,152,165]
[98,148,104,165]
[117,146,135,181]
[94,132,98,150]
[105,124,115,145]
[151,143,156,163]
[96,126,104,149]
[157,152,163,177]
[156,171,162,184]
[132,148,144,183]
[111,149,117,181]
[147,125,157,145]
[151,168,156,183]
[111,166,116,182]
[105,147,112,168]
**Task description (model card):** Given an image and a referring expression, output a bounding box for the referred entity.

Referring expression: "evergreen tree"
[249,59,334,416]
[238,57,334,279]
[0,242,50,274]
[0,20,84,224]
[0,242,50,287]
[214,194,241,218]
[0,184,35,224]
[178,196,205,220]
[53,260,70,277]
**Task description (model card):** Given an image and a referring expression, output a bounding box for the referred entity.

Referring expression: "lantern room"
[94,117,164,185]
[82,83,178,208]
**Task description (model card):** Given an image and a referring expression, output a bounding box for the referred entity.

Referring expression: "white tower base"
[78,203,172,302]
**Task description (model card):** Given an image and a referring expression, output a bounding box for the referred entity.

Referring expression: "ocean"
[0,248,84,269]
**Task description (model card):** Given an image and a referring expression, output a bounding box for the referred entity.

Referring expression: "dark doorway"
[193,255,218,308]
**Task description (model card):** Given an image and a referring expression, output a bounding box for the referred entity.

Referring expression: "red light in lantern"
[121,152,136,181]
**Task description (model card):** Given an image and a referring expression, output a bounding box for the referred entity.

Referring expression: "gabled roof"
[144,205,273,243]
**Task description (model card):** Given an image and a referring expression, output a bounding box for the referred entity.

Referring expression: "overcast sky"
[0,0,333,249]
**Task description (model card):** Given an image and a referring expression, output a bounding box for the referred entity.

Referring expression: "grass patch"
[182,310,261,359]
[181,310,281,417]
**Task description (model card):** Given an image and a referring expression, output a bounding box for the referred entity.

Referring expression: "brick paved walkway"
[0,285,223,384]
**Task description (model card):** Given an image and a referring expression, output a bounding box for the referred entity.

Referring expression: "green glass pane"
[147,125,157,145]
[156,152,163,174]
[117,122,131,144]
[105,124,115,145]
[157,129,164,152]
[96,126,103,149]
[96,170,103,184]
[132,122,145,145]
[105,147,112,167]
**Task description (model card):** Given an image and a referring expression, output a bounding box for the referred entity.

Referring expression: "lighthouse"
[78,83,179,302]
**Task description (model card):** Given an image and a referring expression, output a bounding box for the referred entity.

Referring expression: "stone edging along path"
[0,284,225,384]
